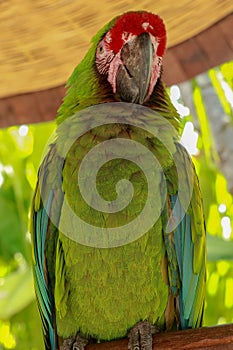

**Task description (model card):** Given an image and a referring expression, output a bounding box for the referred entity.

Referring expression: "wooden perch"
[86,324,233,349]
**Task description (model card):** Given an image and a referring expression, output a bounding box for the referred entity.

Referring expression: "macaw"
[31,11,206,350]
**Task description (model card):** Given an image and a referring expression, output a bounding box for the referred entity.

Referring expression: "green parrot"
[31,11,206,350]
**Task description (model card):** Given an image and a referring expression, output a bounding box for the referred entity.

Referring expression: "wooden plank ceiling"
[0,0,232,127]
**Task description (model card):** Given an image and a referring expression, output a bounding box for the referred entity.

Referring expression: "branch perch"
[86,324,233,349]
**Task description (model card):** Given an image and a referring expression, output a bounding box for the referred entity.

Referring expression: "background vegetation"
[0,60,232,349]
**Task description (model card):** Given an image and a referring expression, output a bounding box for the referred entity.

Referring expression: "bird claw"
[61,333,89,350]
[128,321,159,350]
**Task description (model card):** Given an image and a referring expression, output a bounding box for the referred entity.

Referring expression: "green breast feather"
[55,109,173,339]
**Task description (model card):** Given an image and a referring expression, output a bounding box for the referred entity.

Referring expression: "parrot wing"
[31,144,64,350]
[164,142,206,329]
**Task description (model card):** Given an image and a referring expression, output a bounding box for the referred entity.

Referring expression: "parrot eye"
[97,42,107,58]
[95,39,114,75]
[98,46,104,54]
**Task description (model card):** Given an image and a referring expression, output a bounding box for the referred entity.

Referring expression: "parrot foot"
[128,321,159,350]
[61,333,89,350]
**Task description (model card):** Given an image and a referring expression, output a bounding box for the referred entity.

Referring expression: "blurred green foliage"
[0,122,55,350]
[0,61,233,349]
[192,61,233,327]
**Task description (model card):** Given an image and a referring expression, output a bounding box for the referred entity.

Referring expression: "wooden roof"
[0,1,233,127]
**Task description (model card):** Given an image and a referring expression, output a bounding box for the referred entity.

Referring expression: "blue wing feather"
[33,190,56,350]
[170,193,203,329]
[32,144,64,350]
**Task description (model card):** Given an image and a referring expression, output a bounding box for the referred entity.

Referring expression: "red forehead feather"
[109,12,166,56]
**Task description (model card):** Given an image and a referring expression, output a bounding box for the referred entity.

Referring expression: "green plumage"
[31,11,206,350]
[55,111,174,339]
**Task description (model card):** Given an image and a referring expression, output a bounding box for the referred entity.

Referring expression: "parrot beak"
[116,32,153,104]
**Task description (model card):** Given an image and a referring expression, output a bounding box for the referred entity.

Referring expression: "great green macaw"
[31,11,206,350]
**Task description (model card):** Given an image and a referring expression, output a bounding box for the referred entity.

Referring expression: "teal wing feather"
[164,143,206,329]
[31,144,64,350]
[171,194,205,328]
[32,191,56,350]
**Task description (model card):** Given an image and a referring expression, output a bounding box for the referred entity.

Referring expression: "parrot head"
[56,11,169,124]
[95,11,166,104]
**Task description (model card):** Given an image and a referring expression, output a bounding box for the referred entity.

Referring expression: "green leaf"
[207,234,233,261]
[0,267,35,319]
